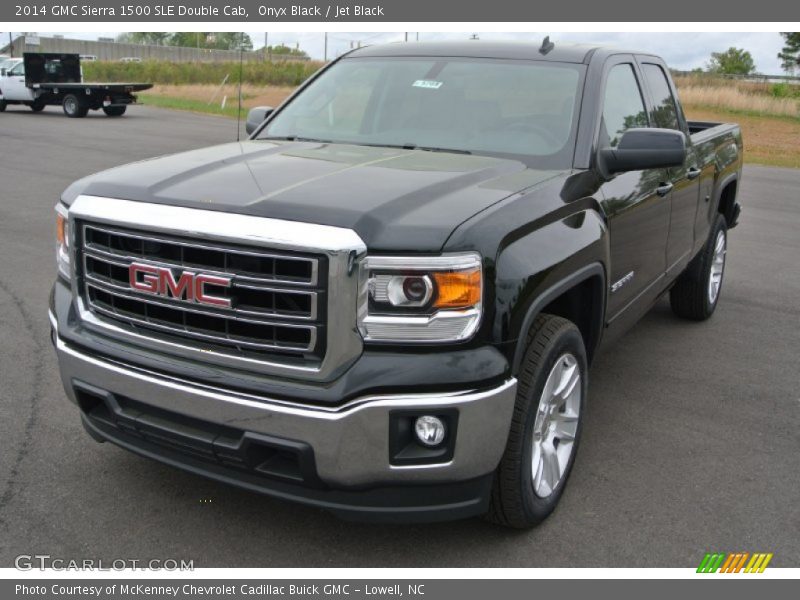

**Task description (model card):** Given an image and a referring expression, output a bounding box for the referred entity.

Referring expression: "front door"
[2,62,33,101]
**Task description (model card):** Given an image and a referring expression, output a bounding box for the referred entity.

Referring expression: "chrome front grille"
[79,223,325,358]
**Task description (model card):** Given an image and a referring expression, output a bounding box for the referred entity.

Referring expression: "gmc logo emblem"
[128,263,232,308]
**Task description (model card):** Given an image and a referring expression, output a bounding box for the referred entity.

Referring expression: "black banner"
[2,0,797,22]
[4,579,798,600]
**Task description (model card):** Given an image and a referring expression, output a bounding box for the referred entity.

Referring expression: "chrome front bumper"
[52,317,517,488]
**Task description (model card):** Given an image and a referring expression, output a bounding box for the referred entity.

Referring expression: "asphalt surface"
[0,104,798,568]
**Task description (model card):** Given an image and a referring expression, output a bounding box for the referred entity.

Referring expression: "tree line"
[114,32,309,58]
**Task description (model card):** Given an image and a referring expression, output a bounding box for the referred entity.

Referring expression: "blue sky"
[5,31,792,74]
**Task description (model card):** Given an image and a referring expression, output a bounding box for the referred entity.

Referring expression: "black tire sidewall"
[63,94,83,117]
[517,325,588,522]
[103,106,126,116]
[698,216,728,316]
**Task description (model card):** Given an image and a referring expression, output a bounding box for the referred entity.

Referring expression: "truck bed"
[688,120,737,140]
[34,82,153,92]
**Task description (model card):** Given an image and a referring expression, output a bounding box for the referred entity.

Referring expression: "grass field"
[676,76,800,168]
[140,84,296,119]
[138,74,800,168]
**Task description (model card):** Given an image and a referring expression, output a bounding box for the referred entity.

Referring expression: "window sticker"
[412,80,444,90]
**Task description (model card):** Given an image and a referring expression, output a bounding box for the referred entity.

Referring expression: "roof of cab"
[346,40,605,64]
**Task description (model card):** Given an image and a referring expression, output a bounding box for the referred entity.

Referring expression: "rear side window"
[601,64,648,147]
[641,63,680,130]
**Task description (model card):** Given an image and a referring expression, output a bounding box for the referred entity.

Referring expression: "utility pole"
[405,32,408,42]
[8,32,13,57]
[416,33,419,42]
[324,32,328,61]
[264,32,268,61]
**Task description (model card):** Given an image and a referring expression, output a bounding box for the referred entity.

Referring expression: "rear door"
[638,59,701,274]
[597,57,671,321]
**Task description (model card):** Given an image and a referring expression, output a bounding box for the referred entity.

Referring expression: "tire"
[670,214,728,321]
[29,99,45,112]
[485,314,587,528]
[102,105,127,117]
[62,94,88,118]
[0,100,6,112]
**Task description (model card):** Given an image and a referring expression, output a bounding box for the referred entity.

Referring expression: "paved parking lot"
[0,105,798,567]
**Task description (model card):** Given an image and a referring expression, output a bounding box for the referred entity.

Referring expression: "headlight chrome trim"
[357,252,483,344]
[55,203,71,281]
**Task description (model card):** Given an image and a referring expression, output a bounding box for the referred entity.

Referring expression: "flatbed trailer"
[0,53,152,117]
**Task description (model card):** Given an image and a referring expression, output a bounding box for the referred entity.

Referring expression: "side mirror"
[599,128,686,175]
[245,106,274,135]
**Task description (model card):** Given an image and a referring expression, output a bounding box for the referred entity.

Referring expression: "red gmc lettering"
[159,269,195,301]
[195,274,232,308]
[128,263,159,293]
[128,263,232,308]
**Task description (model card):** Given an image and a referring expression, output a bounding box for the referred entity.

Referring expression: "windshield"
[0,58,18,73]
[260,57,584,167]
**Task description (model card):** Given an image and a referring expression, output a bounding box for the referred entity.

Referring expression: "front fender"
[493,208,608,369]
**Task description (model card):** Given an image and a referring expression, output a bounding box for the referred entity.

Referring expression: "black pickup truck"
[49,41,742,527]
[0,53,151,117]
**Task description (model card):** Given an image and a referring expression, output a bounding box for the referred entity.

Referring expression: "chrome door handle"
[656,182,674,197]
[687,167,701,180]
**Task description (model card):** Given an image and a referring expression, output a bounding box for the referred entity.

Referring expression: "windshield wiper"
[259,135,334,143]
[260,138,472,155]
[347,141,472,155]
[414,146,472,155]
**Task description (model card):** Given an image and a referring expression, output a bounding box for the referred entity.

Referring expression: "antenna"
[539,36,555,55]
[236,32,244,141]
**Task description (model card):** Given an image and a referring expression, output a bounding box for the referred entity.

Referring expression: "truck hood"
[62,140,563,251]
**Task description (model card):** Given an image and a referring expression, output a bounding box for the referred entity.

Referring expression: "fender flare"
[712,172,739,215]
[510,262,607,375]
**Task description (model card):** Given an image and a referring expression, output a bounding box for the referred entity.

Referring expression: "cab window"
[601,64,648,147]
[641,63,681,131]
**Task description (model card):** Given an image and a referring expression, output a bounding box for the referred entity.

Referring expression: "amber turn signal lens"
[432,269,481,309]
[56,213,66,246]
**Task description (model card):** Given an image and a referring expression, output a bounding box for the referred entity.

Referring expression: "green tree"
[169,32,211,48]
[116,32,253,51]
[778,32,800,73]
[204,33,253,51]
[706,47,756,75]
[266,44,309,59]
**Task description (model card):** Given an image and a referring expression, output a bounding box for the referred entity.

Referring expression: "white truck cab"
[0,58,34,102]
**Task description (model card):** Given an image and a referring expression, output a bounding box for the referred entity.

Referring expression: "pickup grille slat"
[79,223,326,360]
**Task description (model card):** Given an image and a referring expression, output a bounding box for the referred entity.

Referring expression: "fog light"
[414,415,446,447]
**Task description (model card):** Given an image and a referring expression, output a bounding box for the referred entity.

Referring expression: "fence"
[1,35,307,63]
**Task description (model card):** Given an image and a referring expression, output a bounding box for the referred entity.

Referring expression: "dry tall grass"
[148,84,295,109]
[674,75,800,118]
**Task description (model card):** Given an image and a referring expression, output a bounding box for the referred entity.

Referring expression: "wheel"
[29,99,45,112]
[62,94,88,118]
[670,214,728,320]
[0,100,6,112]
[102,105,127,117]
[485,314,587,528]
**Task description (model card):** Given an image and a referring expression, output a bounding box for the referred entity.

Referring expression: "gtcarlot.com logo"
[15,554,194,571]
[697,552,773,573]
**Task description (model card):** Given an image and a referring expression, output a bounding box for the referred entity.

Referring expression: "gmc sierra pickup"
[49,41,742,528]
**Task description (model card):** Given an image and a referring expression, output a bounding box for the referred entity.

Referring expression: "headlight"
[55,204,71,279]
[358,253,482,343]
